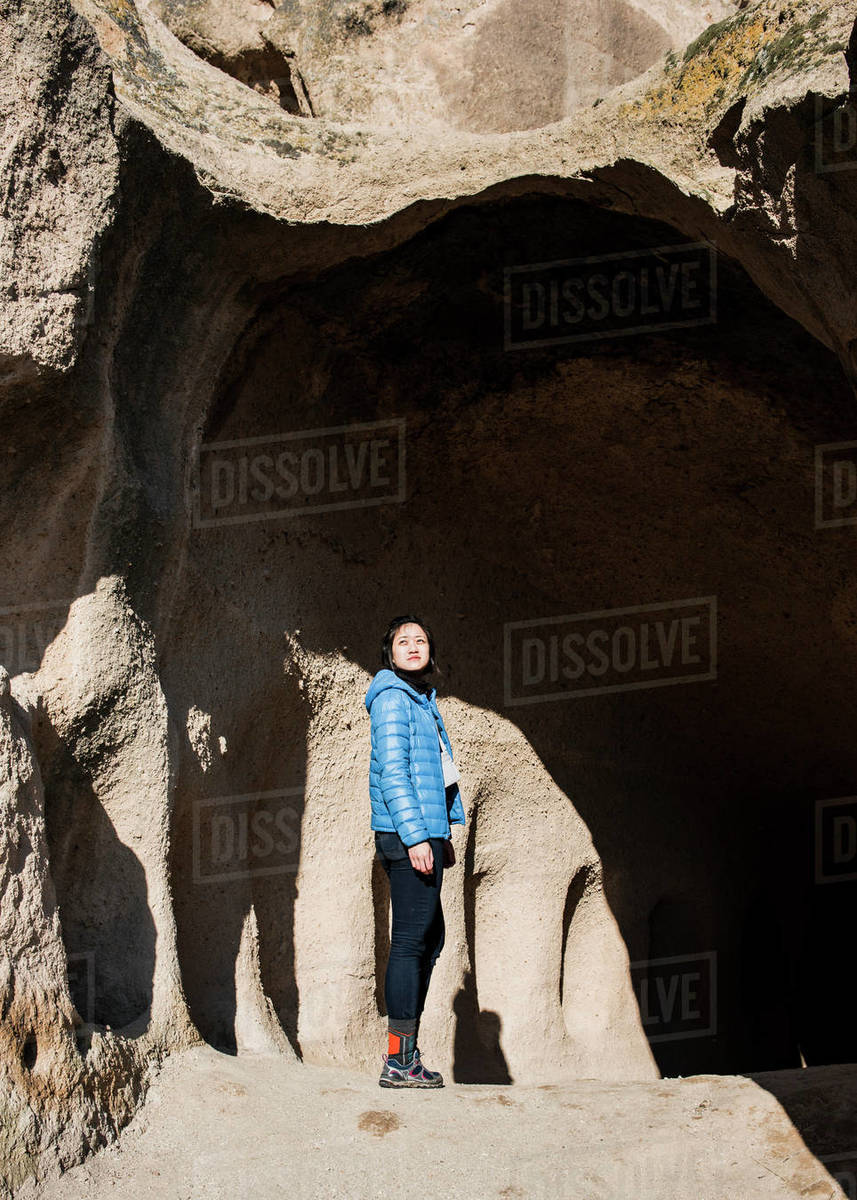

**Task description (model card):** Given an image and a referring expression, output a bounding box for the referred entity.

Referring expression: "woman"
[366,614,465,1088]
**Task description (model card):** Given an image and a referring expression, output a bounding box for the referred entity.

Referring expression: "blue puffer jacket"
[365,668,465,847]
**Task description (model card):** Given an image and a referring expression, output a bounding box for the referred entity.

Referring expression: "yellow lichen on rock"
[622,12,775,125]
[621,0,844,135]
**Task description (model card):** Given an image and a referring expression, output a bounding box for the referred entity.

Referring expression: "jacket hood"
[365,668,436,712]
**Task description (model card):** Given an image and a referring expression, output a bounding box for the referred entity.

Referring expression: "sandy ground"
[22,1045,855,1200]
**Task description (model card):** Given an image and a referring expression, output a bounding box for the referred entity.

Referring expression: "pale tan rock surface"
[4,0,857,1193]
[17,1044,857,1200]
[0,659,154,1195]
[150,0,736,132]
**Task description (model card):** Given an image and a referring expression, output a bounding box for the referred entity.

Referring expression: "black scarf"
[392,665,433,696]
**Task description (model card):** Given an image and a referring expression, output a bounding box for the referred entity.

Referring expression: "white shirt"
[436,724,460,787]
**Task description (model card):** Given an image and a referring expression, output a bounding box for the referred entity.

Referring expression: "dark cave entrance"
[172,189,857,1078]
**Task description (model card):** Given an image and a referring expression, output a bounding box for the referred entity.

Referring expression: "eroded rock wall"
[149,0,736,132]
[4,0,857,1191]
[0,664,149,1194]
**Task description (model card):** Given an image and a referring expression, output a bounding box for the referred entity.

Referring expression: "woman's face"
[391,623,430,672]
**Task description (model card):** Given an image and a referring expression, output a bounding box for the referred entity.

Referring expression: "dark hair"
[381,614,436,675]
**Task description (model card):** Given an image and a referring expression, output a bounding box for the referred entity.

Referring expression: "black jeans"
[375,831,446,1034]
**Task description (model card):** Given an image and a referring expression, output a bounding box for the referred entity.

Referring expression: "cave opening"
[170,189,857,1078]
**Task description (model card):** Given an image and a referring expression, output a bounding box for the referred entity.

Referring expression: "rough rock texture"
[149,0,736,131]
[4,0,857,1193]
[0,661,154,1193]
[0,0,118,377]
[18,1044,857,1200]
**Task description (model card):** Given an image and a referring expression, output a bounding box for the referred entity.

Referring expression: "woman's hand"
[408,841,434,874]
[442,839,456,868]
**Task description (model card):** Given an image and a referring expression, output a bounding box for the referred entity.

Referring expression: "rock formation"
[3,0,857,1192]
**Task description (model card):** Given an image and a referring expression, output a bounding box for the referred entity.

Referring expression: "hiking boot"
[379,1047,444,1088]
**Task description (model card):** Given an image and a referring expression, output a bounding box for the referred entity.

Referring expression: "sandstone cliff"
[3,0,857,1193]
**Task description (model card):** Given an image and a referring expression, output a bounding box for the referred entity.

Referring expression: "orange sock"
[387,1027,416,1064]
